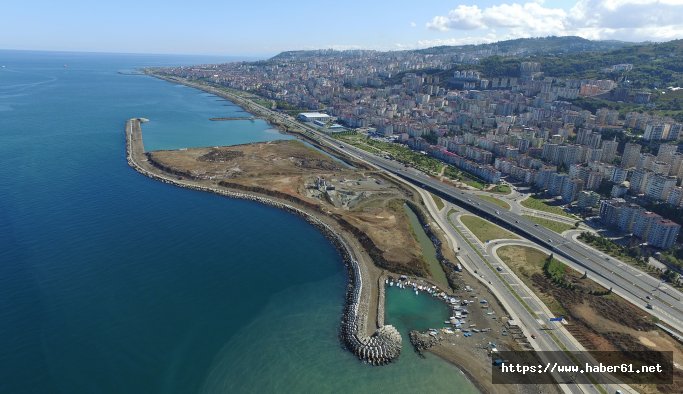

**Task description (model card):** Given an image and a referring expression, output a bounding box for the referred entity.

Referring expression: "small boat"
[415,290,418,295]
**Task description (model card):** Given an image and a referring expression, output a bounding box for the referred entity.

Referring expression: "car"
[548,239,553,243]
[534,224,539,227]
[646,295,652,300]
[531,334,537,339]
[495,210,500,215]
[515,220,519,223]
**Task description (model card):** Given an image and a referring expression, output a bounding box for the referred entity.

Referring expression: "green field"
[459,215,518,243]
[332,132,486,189]
[332,133,444,173]
[489,184,511,195]
[520,196,576,218]
[522,215,574,234]
[430,193,445,210]
[479,195,511,210]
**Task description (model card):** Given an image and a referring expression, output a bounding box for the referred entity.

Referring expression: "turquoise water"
[0,50,476,393]
[404,204,450,289]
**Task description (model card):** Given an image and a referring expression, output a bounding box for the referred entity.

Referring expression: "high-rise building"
[601,139,619,163]
[599,198,626,227]
[633,211,659,240]
[657,144,678,163]
[648,219,680,249]
[645,174,677,201]
[629,169,652,194]
[577,191,600,210]
[636,153,656,171]
[611,167,629,183]
[670,153,683,178]
[652,161,672,175]
[586,171,603,190]
[667,187,683,207]
[548,173,568,196]
[621,143,642,169]
[562,178,584,203]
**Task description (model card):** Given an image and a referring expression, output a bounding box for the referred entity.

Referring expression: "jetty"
[209,116,257,121]
[124,118,402,366]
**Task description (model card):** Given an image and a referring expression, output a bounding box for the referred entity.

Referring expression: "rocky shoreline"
[125,118,402,365]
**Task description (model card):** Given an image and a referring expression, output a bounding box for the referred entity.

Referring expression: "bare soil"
[148,140,428,277]
[497,245,683,393]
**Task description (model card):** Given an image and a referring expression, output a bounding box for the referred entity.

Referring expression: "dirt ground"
[148,140,429,277]
[497,245,683,393]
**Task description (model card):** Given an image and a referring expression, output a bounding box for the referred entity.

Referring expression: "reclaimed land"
[134,74,550,393]
[126,117,434,365]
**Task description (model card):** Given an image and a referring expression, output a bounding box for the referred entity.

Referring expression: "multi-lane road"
[335,138,683,334]
[178,78,683,336]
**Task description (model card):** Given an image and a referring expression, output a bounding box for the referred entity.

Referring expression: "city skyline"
[3,1,683,56]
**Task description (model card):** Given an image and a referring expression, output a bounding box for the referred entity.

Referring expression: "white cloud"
[426,5,485,31]
[410,21,417,28]
[427,0,683,42]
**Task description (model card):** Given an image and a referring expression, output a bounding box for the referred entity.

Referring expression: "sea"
[0,50,477,393]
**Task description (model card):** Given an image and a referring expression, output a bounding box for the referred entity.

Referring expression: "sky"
[2,0,683,57]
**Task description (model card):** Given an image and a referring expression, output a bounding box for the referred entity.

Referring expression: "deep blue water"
[0,50,475,393]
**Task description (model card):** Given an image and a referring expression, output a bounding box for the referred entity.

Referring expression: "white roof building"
[297,112,331,122]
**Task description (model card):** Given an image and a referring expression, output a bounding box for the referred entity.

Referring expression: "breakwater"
[125,118,401,365]
[209,117,256,121]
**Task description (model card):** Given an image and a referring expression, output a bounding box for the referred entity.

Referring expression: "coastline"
[128,74,501,392]
[125,118,403,365]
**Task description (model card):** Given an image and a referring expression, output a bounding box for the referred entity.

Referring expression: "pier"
[209,116,257,121]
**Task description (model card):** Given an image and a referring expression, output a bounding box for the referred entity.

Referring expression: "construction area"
[146,139,429,277]
[497,245,683,393]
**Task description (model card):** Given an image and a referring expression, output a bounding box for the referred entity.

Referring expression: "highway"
[170,76,683,344]
[161,78,683,394]
[341,140,683,332]
[220,83,683,336]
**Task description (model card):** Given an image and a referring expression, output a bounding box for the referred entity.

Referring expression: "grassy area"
[332,132,486,189]
[479,195,511,210]
[543,255,572,288]
[497,245,568,316]
[520,196,576,219]
[459,215,518,243]
[523,215,574,234]
[430,193,445,210]
[489,184,511,195]
[577,232,649,269]
[333,133,443,174]
[446,212,537,316]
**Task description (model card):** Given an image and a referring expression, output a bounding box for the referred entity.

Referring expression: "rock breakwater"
[125,118,402,365]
